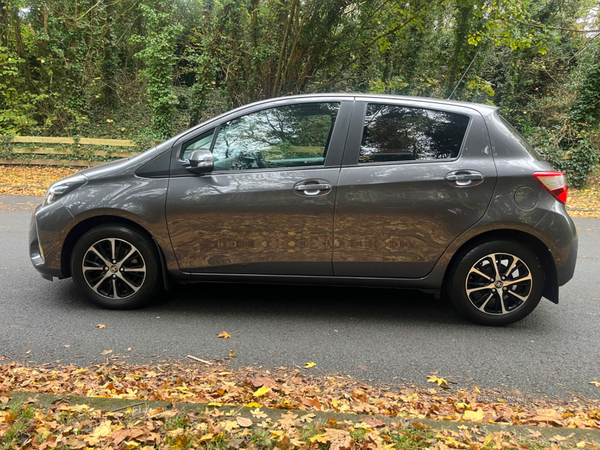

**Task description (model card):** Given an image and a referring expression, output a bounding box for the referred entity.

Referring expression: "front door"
[166,100,351,275]
[333,100,496,278]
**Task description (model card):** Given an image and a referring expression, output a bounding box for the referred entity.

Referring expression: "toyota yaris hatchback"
[29,94,577,325]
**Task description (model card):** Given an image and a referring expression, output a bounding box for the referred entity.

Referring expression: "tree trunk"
[0,0,8,48]
[10,3,34,88]
[101,2,120,108]
[444,2,473,98]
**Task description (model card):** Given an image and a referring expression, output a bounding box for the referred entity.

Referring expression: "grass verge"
[1,390,599,450]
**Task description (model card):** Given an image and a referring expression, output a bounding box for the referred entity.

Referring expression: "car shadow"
[145,282,468,326]
[53,277,555,330]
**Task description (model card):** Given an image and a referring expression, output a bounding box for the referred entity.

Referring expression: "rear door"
[333,99,496,278]
[166,98,352,275]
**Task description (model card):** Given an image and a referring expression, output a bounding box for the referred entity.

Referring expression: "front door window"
[210,103,339,171]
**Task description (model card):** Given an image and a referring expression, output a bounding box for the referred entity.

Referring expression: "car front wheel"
[448,239,545,326]
[71,224,161,309]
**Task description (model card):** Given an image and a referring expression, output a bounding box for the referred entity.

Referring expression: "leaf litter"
[0,361,598,430]
[0,361,599,449]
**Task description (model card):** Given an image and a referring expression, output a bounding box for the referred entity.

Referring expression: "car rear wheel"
[71,224,161,309]
[447,239,545,326]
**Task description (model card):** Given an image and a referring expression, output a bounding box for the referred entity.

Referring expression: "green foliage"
[528,126,599,188]
[133,1,183,139]
[571,40,600,127]
[0,0,597,184]
[0,46,34,133]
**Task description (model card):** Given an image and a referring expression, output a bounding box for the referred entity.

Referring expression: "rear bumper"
[531,202,578,287]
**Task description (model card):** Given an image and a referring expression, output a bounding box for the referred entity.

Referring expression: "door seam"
[330,98,356,275]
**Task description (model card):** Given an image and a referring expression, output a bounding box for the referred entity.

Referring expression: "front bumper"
[29,204,68,280]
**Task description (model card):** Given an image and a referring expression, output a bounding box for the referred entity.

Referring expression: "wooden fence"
[0,136,142,168]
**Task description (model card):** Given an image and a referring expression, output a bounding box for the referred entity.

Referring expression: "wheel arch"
[61,216,167,283]
[443,229,559,304]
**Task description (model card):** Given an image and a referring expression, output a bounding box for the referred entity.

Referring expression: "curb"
[6,391,600,445]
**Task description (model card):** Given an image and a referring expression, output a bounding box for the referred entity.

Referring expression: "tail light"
[533,171,568,204]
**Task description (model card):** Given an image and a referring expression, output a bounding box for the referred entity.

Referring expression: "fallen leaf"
[590,381,600,388]
[229,349,236,357]
[253,386,271,397]
[359,416,385,427]
[96,324,106,329]
[110,429,143,446]
[528,429,542,438]
[101,350,113,355]
[25,394,39,404]
[304,361,316,369]
[322,429,352,450]
[217,331,231,339]
[250,408,267,419]
[463,409,485,422]
[198,433,213,442]
[91,421,112,439]
[309,433,328,443]
[300,413,316,423]
[149,408,178,420]
[236,416,252,427]
[0,392,9,404]
[64,345,70,348]
[244,402,262,408]
[248,376,280,391]
[427,375,450,389]
[550,434,575,442]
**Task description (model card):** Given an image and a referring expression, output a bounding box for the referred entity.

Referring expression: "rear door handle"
[445,170,484,186]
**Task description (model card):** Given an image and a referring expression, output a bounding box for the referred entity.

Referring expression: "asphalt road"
[1,195,599,399]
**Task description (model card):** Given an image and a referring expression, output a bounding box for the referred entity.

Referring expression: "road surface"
[1,195,599,398]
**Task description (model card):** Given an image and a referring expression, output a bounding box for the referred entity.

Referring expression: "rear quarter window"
[498,115,544,161]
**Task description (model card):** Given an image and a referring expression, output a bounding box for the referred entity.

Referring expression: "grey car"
[29,94,577,325]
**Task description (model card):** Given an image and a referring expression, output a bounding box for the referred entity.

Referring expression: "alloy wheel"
[81,238,146,300]
[464,252,533,315]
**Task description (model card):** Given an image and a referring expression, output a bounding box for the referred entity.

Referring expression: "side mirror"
[187,149,214,173]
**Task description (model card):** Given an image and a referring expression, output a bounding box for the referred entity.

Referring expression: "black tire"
[71,224,161,309]
[447,239,545,326]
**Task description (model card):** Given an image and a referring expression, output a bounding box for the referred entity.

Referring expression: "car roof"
[246,93,499,114]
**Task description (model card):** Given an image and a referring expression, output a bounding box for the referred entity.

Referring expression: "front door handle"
[295,183,332,191]
[294,181,332,196]
[445,170,484,187]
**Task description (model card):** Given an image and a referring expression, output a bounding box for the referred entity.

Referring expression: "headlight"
[43,174,88,206]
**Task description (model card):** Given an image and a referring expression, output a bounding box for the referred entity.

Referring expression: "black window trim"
[179,126,220,162]
[346,100,473,168]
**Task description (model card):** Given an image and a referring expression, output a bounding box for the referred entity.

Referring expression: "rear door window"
[359,104,470,164]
